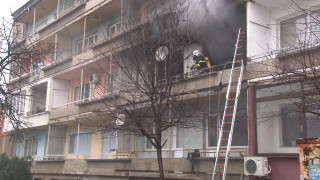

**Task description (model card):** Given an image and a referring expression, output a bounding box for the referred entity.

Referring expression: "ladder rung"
[235,60,242,63]
[240,32,246,34]
[236,46,243,49]
[224,122,232,125]
[222,138,228,141]
[231,82,238,86]
[219,155,226,158]
[215,172,223,175]
[227,106,234,108]
[238,39,243,42]
[233,67,241,70]
[230,90,237,93]
[221,146,228,149]
[232,75,240,78]
[222,130,230,133]
[228,98,235,101]
[236,53,244,56]
[226,114,232,116]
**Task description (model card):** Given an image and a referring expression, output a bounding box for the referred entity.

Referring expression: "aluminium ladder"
[212,28,245,180]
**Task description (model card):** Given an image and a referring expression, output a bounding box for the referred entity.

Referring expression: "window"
[76,33,98,53]
[256,84,320,153]
[207,115,218,147]
[69,132,91,154]
[280,104,320,147]
[109,22,121,36]
[280,10,320,49]
[173,127,183,149]
[30,83,47,115]
[24,138,38,156]
[107,74,120,94]
[280,106,303,146]
[102,131,116,156]
[30,58,44,80]
[74,82,93,101]
[11,90,26,114]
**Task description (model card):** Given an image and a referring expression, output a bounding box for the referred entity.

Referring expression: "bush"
[0,153,32,180]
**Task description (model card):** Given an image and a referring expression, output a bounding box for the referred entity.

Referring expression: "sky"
[0,0,29,20]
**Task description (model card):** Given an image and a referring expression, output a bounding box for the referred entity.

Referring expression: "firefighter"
[192,50,211,73]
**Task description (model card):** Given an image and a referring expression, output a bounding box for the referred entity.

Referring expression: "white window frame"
[69,131,92,155]
[23,137,38,156]
[109,21,121,36]
[11,90,26,115]
[279,9,320,50]
[206,114,219,148]
[73,82,93,102]
[76,32,98,53]
[107,74,120,95]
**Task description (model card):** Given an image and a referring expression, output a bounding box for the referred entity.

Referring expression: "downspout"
[57,0,60,18]
[168,101,172,157]
[2,135,6,153]
[10,135,13,157]
[76,120,80,158]
[33,7,36,33]
[82,17,87,52]
[80,68,83,100]
[46,125,51,156]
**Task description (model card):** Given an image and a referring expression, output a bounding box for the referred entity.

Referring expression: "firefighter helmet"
[193,50,200,56]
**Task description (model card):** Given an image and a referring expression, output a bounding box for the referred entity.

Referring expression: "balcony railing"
[33,148,247,161]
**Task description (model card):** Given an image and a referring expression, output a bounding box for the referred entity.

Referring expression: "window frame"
[279,9,320,49]
[108,21,121,36]
[11,90,26,115]
[75,32,98,53]
[68,131,92,155]
[23,137,38,156]
[107,74,120,95]
[73,82,93,102]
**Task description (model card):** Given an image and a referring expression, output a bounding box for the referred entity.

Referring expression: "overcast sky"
[0,0,29,20]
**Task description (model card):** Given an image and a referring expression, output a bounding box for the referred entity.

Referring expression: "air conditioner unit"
[244,156,270,177]
[90,74,100,84]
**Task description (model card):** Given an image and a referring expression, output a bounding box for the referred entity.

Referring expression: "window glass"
[208,115,218,147]
[24,138,38,156]
[69,132,91,154]
[176,127,183,148]
[280,15,307,48]
[280,106,302,146]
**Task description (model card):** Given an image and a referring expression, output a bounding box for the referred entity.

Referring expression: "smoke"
[188,0,246,65]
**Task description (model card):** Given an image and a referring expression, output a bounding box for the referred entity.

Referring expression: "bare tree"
[0,17,53,133]
[252,0,320,136]
[82,1,209,179]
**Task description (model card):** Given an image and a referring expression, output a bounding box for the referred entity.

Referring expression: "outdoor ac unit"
[90,74,100,84]
[244,156,270,177]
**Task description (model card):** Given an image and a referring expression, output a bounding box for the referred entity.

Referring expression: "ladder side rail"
[222,60,244,180]
[212,28,242,180]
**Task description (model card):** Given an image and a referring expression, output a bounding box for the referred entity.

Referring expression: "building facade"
[3,0,320,180]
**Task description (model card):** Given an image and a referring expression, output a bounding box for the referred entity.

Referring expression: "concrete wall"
[247,0,320,61]
[31,158,245,180]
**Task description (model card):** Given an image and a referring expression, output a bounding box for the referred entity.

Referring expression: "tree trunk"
[156,146,165,180]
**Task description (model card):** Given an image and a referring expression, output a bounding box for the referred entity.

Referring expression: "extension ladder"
[212,28,245,180]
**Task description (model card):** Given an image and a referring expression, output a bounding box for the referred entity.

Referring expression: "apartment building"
[2,0,320,180]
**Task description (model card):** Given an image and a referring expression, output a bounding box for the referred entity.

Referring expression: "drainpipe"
[82,17,87,52]
[2,135,5,153]
[33,7,36,33]
[10,135,13,157]
[46,125,51,156]
[168,101,172,157]
[54,33,58,61]
[80,68,83,100]
[76,120,80,158]
[57,0,60,18]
